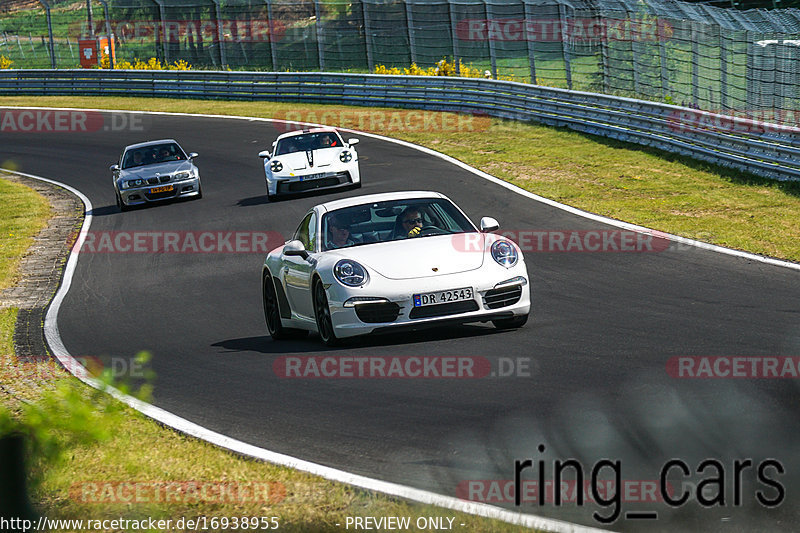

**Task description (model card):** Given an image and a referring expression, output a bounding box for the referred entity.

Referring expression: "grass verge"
[1,95,798,262]
[0,177,50,292]
[0,177,532,532]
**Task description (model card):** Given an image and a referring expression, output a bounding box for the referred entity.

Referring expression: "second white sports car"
[261,191,530,346]
[258,128,360,201]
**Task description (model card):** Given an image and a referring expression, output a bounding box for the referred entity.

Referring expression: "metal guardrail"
[2,69,799,182]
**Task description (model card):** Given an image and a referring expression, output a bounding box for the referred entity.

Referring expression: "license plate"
[413,287,473,307]
[150,185,173,193]
[300,173,326,181]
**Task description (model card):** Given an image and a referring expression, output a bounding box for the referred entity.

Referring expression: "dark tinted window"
[275,132,342,155]
[122,142,187,169]
[293,212,317,251]
[321,198,475,251]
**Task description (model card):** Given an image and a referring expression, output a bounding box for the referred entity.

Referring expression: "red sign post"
[78,36,115,68]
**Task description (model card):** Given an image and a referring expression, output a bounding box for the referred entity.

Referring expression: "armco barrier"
[2,70,799,182]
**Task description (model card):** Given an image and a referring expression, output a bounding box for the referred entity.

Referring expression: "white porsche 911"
[262,191,530,346]
[258,128,360,201]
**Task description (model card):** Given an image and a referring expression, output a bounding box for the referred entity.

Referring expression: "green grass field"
[0,177,50,291]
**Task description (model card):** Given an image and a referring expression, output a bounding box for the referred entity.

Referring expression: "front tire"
[313,279,340,347]
[263,273,307,340]
[116,192,130,212]
[266,182,278,202]
[492,314,529,330]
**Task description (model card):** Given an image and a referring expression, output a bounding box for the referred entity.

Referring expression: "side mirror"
[188,152,199,159]
[258,150,271,159]
[480,217,500,233]
[110,164,120,172]
[283,240,309,259]
[348,138,360,146]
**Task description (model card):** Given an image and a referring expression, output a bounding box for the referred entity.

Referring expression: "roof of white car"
[124,139,179,150]
[319,191,446,212]
[276,127,338,141]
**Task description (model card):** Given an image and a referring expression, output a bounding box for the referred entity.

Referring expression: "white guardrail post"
[1,69,799,181]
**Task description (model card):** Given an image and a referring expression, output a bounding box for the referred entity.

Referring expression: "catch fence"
[1,0,800,120]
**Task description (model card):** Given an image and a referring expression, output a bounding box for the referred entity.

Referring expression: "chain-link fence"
[1,0,800,122]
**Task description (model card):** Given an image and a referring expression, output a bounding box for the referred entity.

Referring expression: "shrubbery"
[375,58,485,78]
[101,56,192,71]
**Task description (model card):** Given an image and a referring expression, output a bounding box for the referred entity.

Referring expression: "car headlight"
[270,160,283,173]
[491,240,518,268]
[339,151,352,163]
[174,171,192,180]
[123,178,145,189]
[334,259,369,287]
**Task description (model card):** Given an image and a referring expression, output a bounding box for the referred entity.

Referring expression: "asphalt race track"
[3,109,799,531]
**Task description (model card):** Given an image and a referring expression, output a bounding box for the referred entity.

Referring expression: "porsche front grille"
[483,285,523,309]
[288,177,340,192]
[355,302,401,323]
[279,172,350,193]
[408,300,479,319]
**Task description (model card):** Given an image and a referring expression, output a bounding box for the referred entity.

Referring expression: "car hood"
[332,234,485,280]
[273,148,345,171]
[119,161,194,179]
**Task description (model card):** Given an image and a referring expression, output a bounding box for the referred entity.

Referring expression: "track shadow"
[87,204,122,217]
[236,185,361,208]
[211,335,322,354]
[350,323,509,349]
[90,195,200,216]
[213,323,515,355]
[236,195,271,207]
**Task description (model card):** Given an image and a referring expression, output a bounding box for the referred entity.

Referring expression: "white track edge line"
[0,166,606,533]
[4,104,798,272]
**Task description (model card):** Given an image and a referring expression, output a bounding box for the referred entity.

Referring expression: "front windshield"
[275,132,342,155]
[122,142,187,169]
[321,198,476,252]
